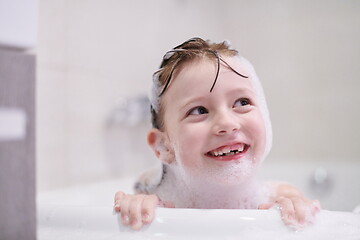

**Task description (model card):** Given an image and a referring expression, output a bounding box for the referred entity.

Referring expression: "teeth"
[223,146,230,154]
[209,144,246,157]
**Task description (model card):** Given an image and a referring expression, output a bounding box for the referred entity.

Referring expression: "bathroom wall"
[0,48,36,240]
[0,1,37,239]
[224,1,360,162]
[37,0,360,191]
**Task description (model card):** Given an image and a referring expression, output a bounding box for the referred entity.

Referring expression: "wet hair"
[136,38,273,194]
[150,37,248,130]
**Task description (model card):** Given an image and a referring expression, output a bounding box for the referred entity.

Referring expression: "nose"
[212,110,240,136]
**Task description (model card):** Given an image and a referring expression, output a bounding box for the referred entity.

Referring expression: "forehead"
[162,56,256,100]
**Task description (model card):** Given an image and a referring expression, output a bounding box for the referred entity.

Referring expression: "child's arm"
[114,191,174,230]
[259,182,321,226]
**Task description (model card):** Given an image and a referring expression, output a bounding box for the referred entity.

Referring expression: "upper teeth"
[210,144,245,157]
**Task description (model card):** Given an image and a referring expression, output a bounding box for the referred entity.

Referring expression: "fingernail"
[131,220,141,230]
[131,218,138,227]
[142,213,150,222]
[122,215,129,224]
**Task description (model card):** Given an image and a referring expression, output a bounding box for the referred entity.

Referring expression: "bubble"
[148,43,274,210]
[153,155,270,209]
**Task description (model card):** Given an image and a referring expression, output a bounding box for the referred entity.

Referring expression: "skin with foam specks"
[114,38,321,230]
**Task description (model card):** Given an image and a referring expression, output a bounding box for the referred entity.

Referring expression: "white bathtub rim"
[38,204,360,240]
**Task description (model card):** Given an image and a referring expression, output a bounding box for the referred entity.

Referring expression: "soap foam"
[149,54,273,163]
[147,39,274,210]
[158,150,268,209]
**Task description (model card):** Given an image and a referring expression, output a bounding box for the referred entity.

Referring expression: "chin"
[211,171,256,186]
[191,159,258,186]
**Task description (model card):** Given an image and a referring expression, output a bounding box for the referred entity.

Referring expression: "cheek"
[247,113,267,156]
[171,124,207,168]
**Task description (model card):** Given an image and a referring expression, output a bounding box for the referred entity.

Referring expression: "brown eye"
[188,106,208,116]
[234,98,251,107]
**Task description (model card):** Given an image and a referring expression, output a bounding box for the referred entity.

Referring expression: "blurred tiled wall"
[37,0,360,191]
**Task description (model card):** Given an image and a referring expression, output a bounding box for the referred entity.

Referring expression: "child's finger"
[114,191,125,202]
[292,198,308,224]
[258,202,273,209]
[141,194,159,224]
[276,197,296,225]
[129,195,146,230]
[159,200,175,208]
[114,191,125,212]
[119,195,131,225]
[311,200,321,215]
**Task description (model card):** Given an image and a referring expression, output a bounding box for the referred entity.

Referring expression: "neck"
[155,165,268,209]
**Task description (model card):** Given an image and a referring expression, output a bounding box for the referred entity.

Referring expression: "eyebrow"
[179,96,207,113]
[228,87,256,96]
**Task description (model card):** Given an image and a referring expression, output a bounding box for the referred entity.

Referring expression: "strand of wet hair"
[158,49,248,97]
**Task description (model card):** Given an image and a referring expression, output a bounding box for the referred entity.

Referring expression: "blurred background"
[36,0,360,190]
[1,0,359,223]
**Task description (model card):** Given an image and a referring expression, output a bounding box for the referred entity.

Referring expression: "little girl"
[114,37,320,230]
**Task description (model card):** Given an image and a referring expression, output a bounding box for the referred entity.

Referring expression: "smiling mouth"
[206,143,249,157]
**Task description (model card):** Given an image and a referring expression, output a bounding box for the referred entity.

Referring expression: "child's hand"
[114,191,174,230]
[259,196,321,227]
[259,182,321,228]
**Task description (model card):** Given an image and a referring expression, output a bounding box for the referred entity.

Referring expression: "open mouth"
[206,143,249,158]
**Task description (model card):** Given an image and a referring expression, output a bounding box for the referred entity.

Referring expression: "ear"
[147,128,175,164]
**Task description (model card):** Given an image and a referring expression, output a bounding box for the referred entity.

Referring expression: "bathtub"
[37,162,360,239]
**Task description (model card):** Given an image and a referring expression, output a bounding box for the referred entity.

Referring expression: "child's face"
[161,56,267,185]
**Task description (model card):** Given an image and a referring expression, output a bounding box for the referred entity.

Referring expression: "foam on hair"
[138,37,273,197]
[149,37,272,160]
[235,56,273,159]
[149,37,240,129]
